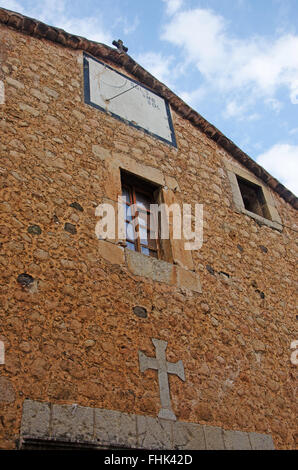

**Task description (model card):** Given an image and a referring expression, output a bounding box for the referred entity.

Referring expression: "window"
[225,160,282,231]
[236,176,271,220]
[121,172,161,259]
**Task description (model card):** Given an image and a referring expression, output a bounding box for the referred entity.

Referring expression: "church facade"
[0,7,297,450]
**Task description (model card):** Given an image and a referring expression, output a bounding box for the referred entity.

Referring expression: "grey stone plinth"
[52,404,94,442]
[19,400,275,450]
[173,422,206,450]
[204,425,225,450]
[249,432,275,450]
[223,430,251,450]
[21,399,51,438]
[94,409,137,449]
[137,415,173,450]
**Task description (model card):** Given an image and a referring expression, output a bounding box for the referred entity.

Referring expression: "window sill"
[225,160,283,232]
[237,207,282,232]
[125,249,202,293]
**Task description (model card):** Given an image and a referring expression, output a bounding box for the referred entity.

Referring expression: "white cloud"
[246,113,261,121]
[40,0,113,44]
[54,16,112,44]
[290,80,298,104]
[113,15,139,35]
[257,144,298,195]
[162,0,184,16]
[123,16,139,35]
[225,100,248,119]
[179,86,207,106]
[265,98,283,114]
[0,0,24,13]
[225,100,260,121]
[136,51,174,85]
[289,127,298,135]
[161,8,298,109]
[0,0,113,45]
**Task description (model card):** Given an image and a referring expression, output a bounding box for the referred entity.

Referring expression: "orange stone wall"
[0,23,297,450]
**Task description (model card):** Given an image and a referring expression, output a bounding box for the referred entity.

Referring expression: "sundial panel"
[83,53,177,147]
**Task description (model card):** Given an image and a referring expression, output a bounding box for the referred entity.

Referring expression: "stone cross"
[139,338,185,421]
[112,39,128,53]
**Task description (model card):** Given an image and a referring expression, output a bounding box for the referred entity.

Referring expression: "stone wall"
[0,23,297,450]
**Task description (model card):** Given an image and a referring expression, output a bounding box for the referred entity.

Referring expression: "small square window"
[225,160,282,231]
[121,171,161,259]
[236,176,271,220]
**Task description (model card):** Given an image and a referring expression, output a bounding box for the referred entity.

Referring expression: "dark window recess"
[236,176,271,220]
[121,171,161,259]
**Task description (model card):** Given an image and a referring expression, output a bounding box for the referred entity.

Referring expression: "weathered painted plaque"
[83,53,176,147]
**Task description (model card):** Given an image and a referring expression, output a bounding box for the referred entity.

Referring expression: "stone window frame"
[121,171,162,260]
[225,160,282,231]
[92,146,201,292]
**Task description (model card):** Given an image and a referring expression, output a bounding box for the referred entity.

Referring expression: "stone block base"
[19,400,275,450]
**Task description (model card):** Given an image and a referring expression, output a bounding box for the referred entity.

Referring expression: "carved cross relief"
[139,338,185,421]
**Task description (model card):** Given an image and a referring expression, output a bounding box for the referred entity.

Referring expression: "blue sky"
[2,0,298,195]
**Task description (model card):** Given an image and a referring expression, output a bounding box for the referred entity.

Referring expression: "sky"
[2,0,298,196]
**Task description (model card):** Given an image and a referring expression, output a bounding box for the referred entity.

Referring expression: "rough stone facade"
[0,9,297,450]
